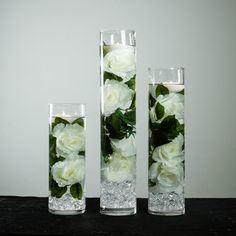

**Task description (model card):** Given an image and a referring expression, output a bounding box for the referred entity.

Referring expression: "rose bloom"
[103,45,136,81]
[150,93,184,124]
[53,123,85,158]
[149,162,183,192]
[51,157,85,187]
[110,135,136,157]
[102,152,135,182]
[152,134,184,165]
[103,79,133,117]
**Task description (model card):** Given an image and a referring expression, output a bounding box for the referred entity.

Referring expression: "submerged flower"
[103,45,136,81]
[149,162,183,191]
[151,93,184,124]
[102,152,135,182]
[152,134,184,165]
[103,79,133,117]
[53,123,85,158]
[52,157,85,187]
[110,135,136,157]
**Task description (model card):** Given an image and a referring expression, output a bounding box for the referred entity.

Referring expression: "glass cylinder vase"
[48,103,86,215]
[100,30,137,215]
[148,68,185,215]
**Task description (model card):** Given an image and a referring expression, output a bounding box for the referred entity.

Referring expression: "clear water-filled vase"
[48,103,86,215]
[100,30,137,215]
[148,68,185,215]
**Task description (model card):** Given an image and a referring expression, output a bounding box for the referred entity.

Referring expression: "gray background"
[0,0,236,198]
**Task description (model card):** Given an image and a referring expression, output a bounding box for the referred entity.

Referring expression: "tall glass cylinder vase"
[100,30,137,215]
[148,68,185,215]
[48,103,86,215]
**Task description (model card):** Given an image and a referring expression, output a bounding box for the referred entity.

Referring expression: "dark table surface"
[0,197,236,235]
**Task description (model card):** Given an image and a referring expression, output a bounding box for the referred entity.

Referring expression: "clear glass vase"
[148,68,185,215]
[48,103,86,215]
[100,30,137,215]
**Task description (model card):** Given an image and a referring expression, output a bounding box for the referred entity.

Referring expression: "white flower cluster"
[150,93,184,124]
[102,45,136,183]
[102,135,136,182]
[149,134,184,192]
[51,122,85,187]
[149,85,184,193]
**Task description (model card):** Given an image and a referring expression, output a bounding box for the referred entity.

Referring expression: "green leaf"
[101,132,113,162]
[149,94,156,108]
[105,111,128,139]
[52,117,69,130]
[150,115,180,147]
[122,109,136,125]
[125,75,136,90]
[130,93,136,110]
[178,89,184,95]
[102,155,110,163]
[49,135,57,166]
[50,178,67,198]
[149,179,156,187]
[177,123,184,136]
[72,117,84,127]
[156,84,169,97]
[155,102,164,120]
[104,72,123,82]
[70,183,83,200]
[79,151,85,156]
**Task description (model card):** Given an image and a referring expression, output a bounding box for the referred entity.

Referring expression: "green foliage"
[79,151,85,156]
[155,102,164,120]
[105,111,128,139]
[125,75,136,90]
[50,177,67,198]
[122,109,136,126]
[130,93,136,110]
[149,94,156,108]
[72,117,84,127]
[156,84,169,97]
[52,117,69,129]
[150,115,181,147]
[178,89,184,95]
[101,129,113,163]
[149,179,156,187]
[104,72,123,82]
[70,183,83,200]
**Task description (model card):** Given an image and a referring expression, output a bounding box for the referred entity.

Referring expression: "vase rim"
[100,29,136,34]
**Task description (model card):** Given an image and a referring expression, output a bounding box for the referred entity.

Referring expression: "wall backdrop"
[1,0,236,197]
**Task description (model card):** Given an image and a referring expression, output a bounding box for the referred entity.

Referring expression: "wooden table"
[0,197,235,235]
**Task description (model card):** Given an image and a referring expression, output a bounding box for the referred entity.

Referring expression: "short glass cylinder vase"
[48,103,86,215]
[100,30,137,216]
[148,68,185,215]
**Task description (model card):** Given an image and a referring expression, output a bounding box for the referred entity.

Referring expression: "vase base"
[148,208,185,216]
[49,209,85,215]
[100,207,136,216]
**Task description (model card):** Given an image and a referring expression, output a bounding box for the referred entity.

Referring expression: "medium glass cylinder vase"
[148,68,185,215]
[48,103,86,215]
[100,30,137,215]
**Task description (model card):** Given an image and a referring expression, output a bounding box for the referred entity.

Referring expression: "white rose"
[149,162,183,191]
[103,79,133,117]
[53,123,85,158]
[103,46,136,81]
[152,134,184,165]
[102,152,135,182]
[52,157,85,187]
[110,135,136,157]
[151,93,184,124]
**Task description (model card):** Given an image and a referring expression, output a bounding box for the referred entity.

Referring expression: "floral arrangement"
[149,84,184,193]
[49,117,85,199]
[101,44,136,183]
